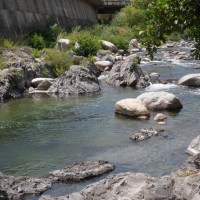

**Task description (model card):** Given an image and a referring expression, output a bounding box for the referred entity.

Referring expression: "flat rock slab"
[177,73,200,87]
[49,161,115,182]
[0,172,52,200]
[40,173,174,200]
[137,92,183,110]
[31,78,55,88]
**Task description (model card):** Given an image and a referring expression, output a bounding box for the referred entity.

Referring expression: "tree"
[140,0,200,59]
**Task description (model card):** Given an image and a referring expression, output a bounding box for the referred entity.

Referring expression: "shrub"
[0,56,7,70]
[44,49,74,76]
[29,33,45,50]
[73,33,100,57]
[32,49,41,58]
[0,38,15,48]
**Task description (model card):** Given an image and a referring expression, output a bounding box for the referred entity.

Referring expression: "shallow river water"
[1,47,200,198]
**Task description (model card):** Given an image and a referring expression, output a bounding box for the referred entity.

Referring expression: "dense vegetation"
[1,0,200,74]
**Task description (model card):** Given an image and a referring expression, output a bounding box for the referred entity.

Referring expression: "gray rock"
[115,98,150,118]
[47,66,100,95]
[100,40,118,53]
[0,172,52,200]
[106,59,146,87]
[137,92,183,110]
[186,135,200,156]
[49,161,115,182]
[177,73,200,87]
[36,79,52,90]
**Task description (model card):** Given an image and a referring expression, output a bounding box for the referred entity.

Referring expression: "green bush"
[0,56,7,70]
[29,33,45,50]
[32,49,41,58]
[0,38,15,48]
[44,49,74,76]
[73,33,100,57]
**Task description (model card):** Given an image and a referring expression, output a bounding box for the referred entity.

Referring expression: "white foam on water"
[145,83,177,92]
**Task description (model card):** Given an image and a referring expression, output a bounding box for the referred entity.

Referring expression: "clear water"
[1,49,200,198]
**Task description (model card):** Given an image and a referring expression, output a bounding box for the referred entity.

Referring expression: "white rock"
[31,78,54,88]
[57,39,70,49]
[100,40,118,53]
[95,61,113,70]
[178,74,200,87]
[115,98,150,118]
[154,113,167,121]
[137,92,183,110]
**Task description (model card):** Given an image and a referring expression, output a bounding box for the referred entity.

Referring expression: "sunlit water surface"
[1,48,200,198]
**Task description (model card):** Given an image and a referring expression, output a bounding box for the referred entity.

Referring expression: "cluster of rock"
[0,161,115,200]
[0,47,54,102]
[40,142,200,200]
[115,91,182,119]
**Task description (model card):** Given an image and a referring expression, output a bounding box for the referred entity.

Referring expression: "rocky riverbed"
[1,39,200,200]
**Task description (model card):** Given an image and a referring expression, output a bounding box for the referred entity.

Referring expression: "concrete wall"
[0,0,98,37]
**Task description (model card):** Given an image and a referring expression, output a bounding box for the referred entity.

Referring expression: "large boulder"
[106,59,147,87]
[48,161,115,182]
[115,98,150,118]
[177,74,200,87]
[100,40,118,53]
[137,92,183,110]
[47,66,100,95]
[186,135,200,156]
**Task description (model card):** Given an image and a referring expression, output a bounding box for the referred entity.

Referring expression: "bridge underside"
[98,6,124,14]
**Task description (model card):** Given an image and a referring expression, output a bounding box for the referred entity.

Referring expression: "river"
[1,46,200,198]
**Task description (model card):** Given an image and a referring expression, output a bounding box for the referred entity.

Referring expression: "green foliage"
[111,0,150,28]
[139,0,200,59]
[32,49,41,58]
[28,33,45,50]
[0,56,7,70]
[44,49,74,76]
[167,32,182,41]
[0,38,15,48]
[73,33,100,57]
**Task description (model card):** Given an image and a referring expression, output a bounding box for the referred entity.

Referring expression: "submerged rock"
[47,66,100,95]
[48,161,115,182]
[178,73,200,87]
[115,98,150,118]
[137,92,183,110]
[130,128,163,141]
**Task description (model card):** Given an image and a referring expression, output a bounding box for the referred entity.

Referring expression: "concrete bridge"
[0,0,130,37]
